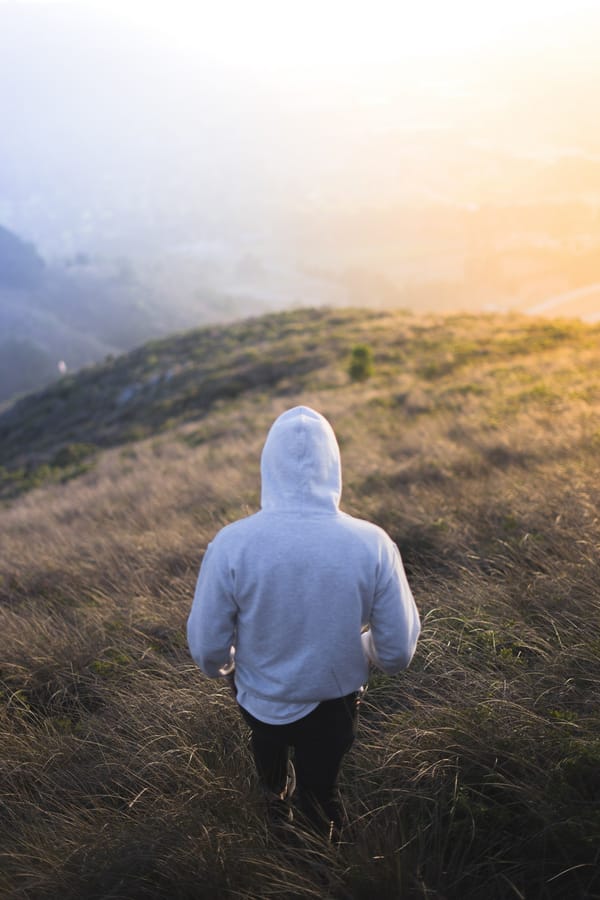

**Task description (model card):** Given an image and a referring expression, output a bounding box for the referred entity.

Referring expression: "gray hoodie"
[187,406,420,724]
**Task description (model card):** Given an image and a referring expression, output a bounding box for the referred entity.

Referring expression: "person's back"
[187,406,420,837]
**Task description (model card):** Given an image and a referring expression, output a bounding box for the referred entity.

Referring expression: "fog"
[2,0,600,400]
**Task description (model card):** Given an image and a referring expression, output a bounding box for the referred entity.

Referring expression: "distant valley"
[1,223,336,405]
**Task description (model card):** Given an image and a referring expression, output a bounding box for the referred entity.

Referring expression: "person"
[187,405,420,840]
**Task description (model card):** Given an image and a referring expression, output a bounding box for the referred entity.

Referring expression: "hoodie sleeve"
[187,539,237,677]
[364,538,421,674]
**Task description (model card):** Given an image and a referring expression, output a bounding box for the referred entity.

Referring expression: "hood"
[260,406,342,513]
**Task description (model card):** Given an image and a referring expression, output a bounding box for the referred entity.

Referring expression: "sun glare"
[101,0,598,68]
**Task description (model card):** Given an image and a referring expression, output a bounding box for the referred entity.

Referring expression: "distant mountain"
[0,337,56,402]
[0,222,346,406]
[0,225,122,402]
[0,224,45,289]
[0,225,198,404]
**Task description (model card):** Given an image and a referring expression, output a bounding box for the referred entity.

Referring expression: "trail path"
[527,282,600,322]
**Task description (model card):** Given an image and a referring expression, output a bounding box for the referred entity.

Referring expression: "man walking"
[187,406,420,839]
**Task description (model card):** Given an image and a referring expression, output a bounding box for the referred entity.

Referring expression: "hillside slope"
[0,223,45,289]
[1,307,599,899]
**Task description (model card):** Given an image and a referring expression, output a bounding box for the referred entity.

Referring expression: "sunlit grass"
[1,308,600,898]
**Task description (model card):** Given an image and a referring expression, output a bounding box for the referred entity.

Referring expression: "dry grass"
[1,308,600,898]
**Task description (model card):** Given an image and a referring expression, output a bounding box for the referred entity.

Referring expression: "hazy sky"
[2,0,600,319]
[3,0,600,67]
[122,0,600,62]
[2,0,600,258]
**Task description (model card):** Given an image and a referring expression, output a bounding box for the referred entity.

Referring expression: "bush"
[348,344,374,382]
[51,443,96,469]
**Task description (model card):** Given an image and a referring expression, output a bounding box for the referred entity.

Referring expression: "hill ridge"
[1,305,599,506]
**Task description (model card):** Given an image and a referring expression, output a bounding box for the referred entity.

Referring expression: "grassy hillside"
[1,307,599,899]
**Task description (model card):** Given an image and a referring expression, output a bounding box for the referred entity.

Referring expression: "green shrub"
[51,443,96,469]
[348,344,374,382]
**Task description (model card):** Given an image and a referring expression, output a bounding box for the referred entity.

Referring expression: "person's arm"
[364,539,420,673]
[187,540,238,677]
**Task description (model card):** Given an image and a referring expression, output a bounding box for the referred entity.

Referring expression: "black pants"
[239,692,358,833]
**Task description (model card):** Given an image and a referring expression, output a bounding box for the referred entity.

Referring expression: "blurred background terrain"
[2,0,600,402]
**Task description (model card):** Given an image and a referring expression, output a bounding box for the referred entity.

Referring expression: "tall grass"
[1,309,599,898]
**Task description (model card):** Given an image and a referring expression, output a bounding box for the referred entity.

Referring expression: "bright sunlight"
[99,0,598,67]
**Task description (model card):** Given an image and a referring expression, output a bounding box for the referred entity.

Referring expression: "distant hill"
[1,305,598,499]
[0,224,197,404]
[527,282,600,323]
[0,223,45,289]
[0,223,326,405]
[0,307,336,480]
